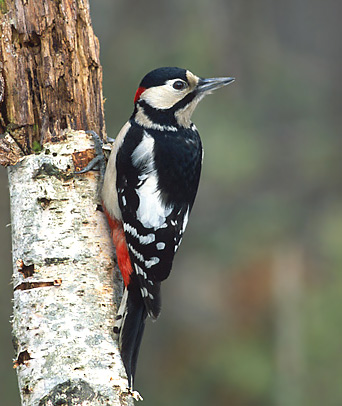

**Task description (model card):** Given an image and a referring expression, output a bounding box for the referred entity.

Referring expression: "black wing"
[116,124,202,318]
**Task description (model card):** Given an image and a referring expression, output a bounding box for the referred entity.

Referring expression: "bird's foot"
[111,377,143,401]
[129,389,143,401]
[75,130,113,179]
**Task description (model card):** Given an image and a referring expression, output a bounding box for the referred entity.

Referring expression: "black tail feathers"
[114,285,148,389]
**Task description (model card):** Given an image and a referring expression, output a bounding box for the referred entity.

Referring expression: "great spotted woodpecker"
[83,67,234,390]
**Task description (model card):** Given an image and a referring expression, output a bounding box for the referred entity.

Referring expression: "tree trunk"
[0,0,105,158]
[9,130,133,406]
[0,1,136,404]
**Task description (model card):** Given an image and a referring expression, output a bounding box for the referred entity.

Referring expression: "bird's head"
[133,67,234,128]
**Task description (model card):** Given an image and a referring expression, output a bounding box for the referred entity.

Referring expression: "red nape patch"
[103,205,133,287]
[134,86,146,104]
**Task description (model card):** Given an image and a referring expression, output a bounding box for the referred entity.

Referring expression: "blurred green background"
[1,0,341,404]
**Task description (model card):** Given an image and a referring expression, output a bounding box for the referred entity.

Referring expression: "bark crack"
[13,350,32,369]
[16,259,35,278]
[14,279,62,291]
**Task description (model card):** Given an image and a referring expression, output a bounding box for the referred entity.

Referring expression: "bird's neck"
[131,101,194,131]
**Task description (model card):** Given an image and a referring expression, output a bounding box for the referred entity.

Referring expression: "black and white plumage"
[100,67,234,390]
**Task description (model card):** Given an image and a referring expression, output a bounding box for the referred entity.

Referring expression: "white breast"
[101,121,131,220]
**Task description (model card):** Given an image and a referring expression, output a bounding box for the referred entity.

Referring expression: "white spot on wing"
[173,208,189,253]
[135,264,142,274]
[145,257,160,268]
[124,223,138,237]
[124,223,155,244]
[174,237,183,253]
[138,233,155,244]
[128,243,145,262]
[156,242,165,250]
[114,287,128,342]
[140,287,148,298]
[135,264,148,279]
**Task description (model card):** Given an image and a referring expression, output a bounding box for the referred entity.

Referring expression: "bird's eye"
[173,80,186,90]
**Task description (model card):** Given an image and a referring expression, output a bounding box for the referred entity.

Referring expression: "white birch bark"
[8,130,135,406]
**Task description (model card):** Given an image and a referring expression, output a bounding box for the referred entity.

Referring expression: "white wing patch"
[145,257,160,268]
[124,223,155,244]
[128,243,145,263]
[182,207,190,233]
[131,132,155,167]
[174,206,190,253]
[140,287,149,297]
[135,264,147,279]
[156,242,165,250]
[140,287,154,300]
[136,175,172,229]
[132,132,173,229]
[123,223,138,238]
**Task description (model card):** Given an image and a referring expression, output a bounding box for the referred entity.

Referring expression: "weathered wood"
[0,0,105,160]
[0,133,25,166]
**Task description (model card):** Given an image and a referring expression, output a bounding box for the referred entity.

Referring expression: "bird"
[84,67,234,391]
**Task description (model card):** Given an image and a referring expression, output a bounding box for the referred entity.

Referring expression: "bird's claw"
[75,130,113,180]
[111,380,143,401]
[129,389,143,401]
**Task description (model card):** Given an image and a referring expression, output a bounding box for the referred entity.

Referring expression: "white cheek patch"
[141,86,179,109]
[141,82,192,110]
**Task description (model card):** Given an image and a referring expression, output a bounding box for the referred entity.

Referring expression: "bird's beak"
[197,76,235,94]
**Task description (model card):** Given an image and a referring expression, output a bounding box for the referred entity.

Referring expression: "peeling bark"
[9,131,134,406]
